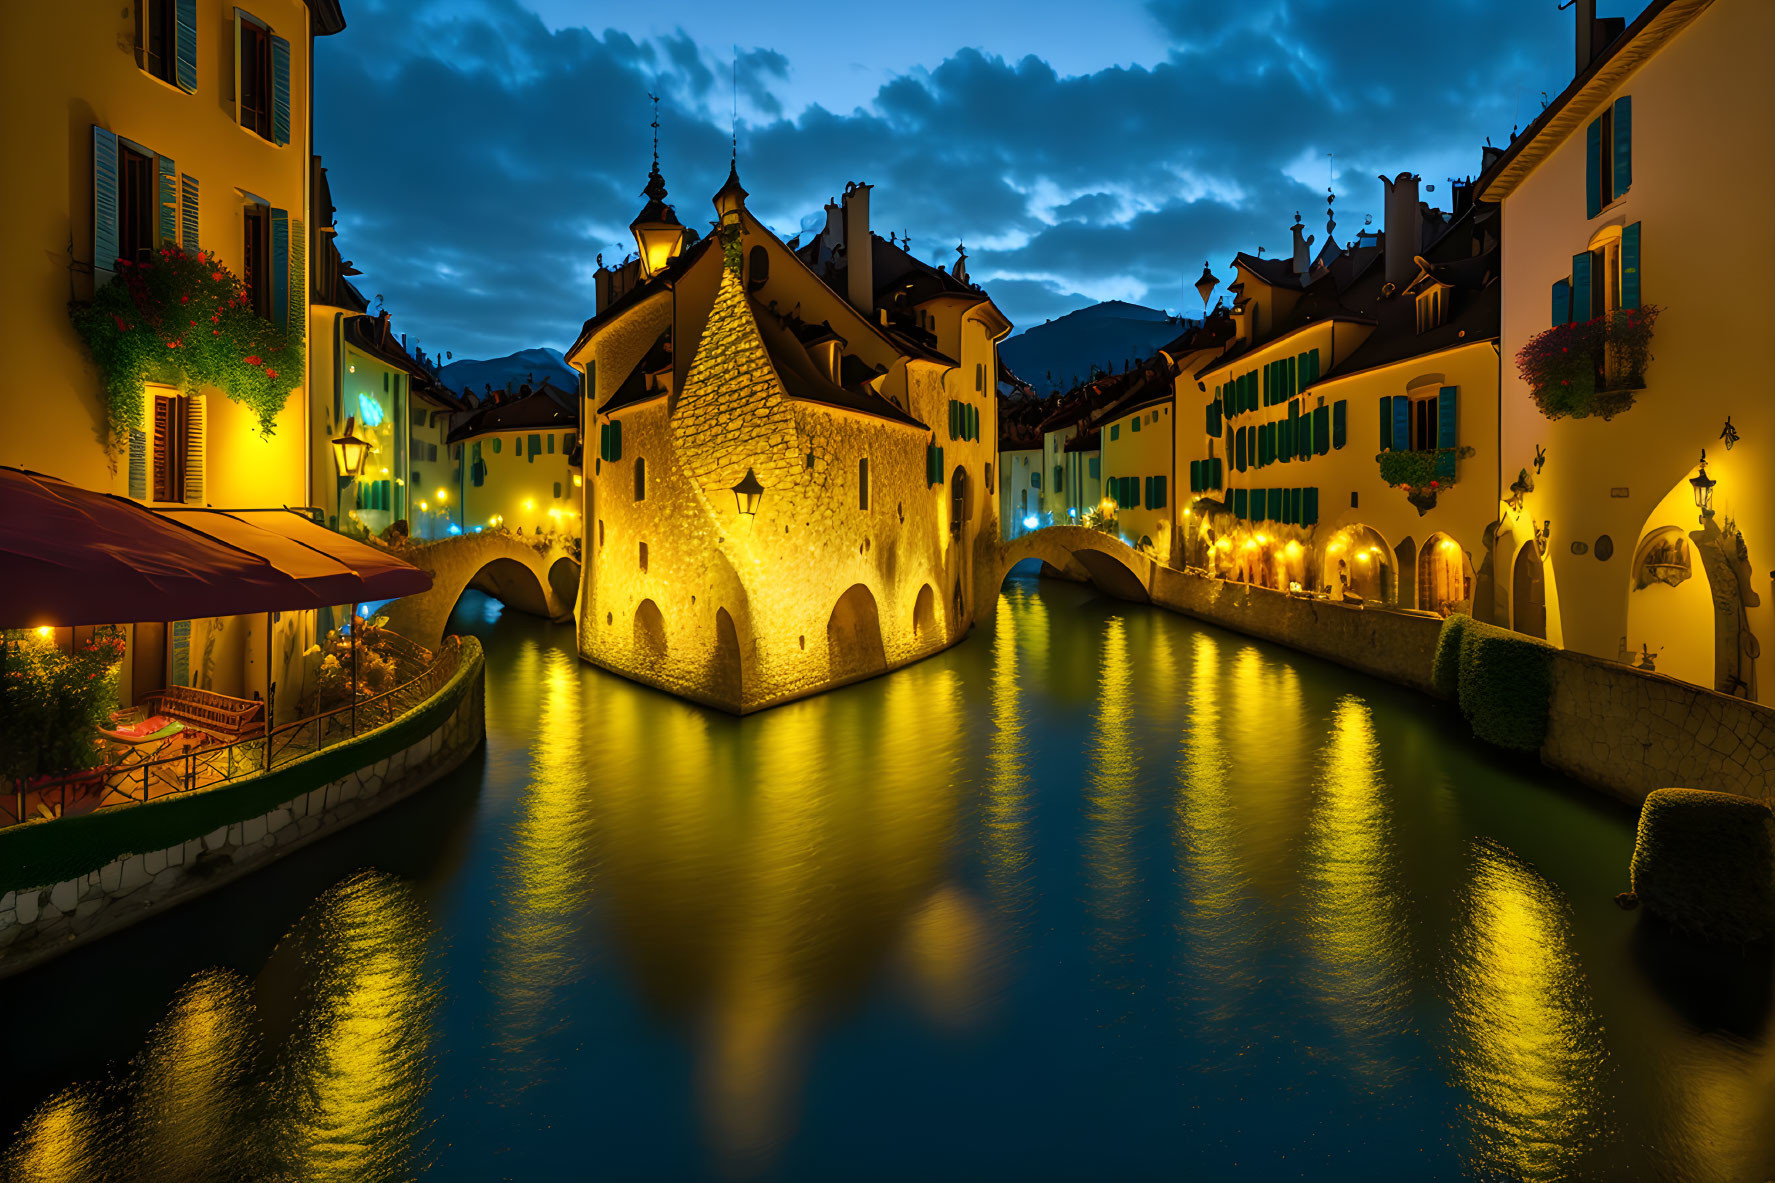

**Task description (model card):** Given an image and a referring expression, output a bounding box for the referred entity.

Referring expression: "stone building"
[566,157,1011,712]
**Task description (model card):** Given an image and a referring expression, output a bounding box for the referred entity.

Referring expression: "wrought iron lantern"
[331,416,372,477]
[1690,450,1716,517]
[731,468,764,518]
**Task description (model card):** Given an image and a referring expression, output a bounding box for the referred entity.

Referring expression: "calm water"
[3,575,1773,1182]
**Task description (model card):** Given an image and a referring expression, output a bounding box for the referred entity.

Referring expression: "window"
[1588,238,1623,319]
[238,17,273,140]
[634,457,646,501]
[1415,284,1448,333]
[1110,423,1120,441]
[1088,456,1099,479]
[1409,394,1439,452]
[747,245,769,291]
[411,408,426,427]
[152,392,184,502]
[118,144,156,264]
[985,463,993,494]
[138,0,177,83]
[858,456,870,510]
[243,203,269,318]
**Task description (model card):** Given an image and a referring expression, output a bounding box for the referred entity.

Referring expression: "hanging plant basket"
[1516,306,1660,421]
[1376,446,1475,516]
[69,247,304,455]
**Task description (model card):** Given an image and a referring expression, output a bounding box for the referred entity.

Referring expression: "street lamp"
[1194,262,1220,316]
[1690,449,1717,518]
[331,416,372,477]
[731,468,764,518]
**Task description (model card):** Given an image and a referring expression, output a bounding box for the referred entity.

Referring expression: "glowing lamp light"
[1440,538,1461,554]
[330,417,372,477]
[731,467,765,518]
[418,500,428,512]
[35,626,54,640]
[1022,515,1040,530]
[572,474,583,487]
[1284,541,1303,559]
[1690,450,1716,517]
[523,498,536,512]
[436,488,448,502]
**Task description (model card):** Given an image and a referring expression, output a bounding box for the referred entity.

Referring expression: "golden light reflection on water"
[983,587,1035,922]
[2,1090,106,1183]
[124,971,257,1182]
[1225,646,1308,897]
[1447,841,1609,1182]
[1085,615,1141,961]
[1300,695,1410,1083]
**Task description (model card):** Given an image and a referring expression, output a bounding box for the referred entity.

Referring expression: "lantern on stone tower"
[631,96,685,278]
[731,468,765,519]
[713,160,748,227]
[1194,262,1219,315]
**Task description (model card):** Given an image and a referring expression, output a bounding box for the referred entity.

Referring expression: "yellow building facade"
[1482,0,1772,700]
[448,387,578,539]
[1097,378,1177,561]
[568,164,1009,713]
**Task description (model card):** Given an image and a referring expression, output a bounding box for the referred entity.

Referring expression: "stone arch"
[1512,544,1548,639]
[711,606,743,703]
[827,583,886,682]
[1416,532,1474,617]
[1323,524,1392,603]
[913,583,936,637]
[383,534,578,648]
[466,556,551,618]
[634,598,667,659]
[547,555,579,607]
[1393,536,1418,609]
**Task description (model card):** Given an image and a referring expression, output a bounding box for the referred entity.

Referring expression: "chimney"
[842,182,873,315]
[1379,172,1421,292]
[1575,0,1595,76]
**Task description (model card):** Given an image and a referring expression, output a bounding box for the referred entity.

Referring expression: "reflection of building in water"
[125,971,257,1183]
[983,588,1036,924]
[2,1087,107,1183]
[587,664,982,1176]
[1084,615,1141,964]
[1447,841,1609,1183]
[1301,695,1410,1082]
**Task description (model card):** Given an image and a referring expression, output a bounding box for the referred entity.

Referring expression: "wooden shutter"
[286,216,305,350]
[175,0,198,91]
[1585,116,1603,218]
[180,173,199,252]
[270,208,289,331]
[157,155,178,247]
[1332,400,1347,449]
[1551,278,1571,326]
[183,394,207,503]
[128,428,148,499]
[94,126,120,274]
[1379,395,1393,450]
[1612,96,1632,199]
[1437,387,1458,451]
[1571,251,1592,322]
[1621,222,1641,309]
[170,620,192,687]
[1391,397,1411,452]
[271,34,291,145]
[152,395,176,502]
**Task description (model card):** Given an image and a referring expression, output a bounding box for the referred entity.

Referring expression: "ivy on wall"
[69,247,303,454]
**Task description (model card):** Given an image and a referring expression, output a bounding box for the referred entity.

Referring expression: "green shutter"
[1213,458,1223,488]
[1302,487,1318,526]
[170,620,192,687]
[1437,386,1458,451]
[1232,488,1246,518]
[1391,397,1411,451]
[271,35,292,146]
[157,155,178,246]
[1434,450,1457,482]
[1189,460,1200,492]
[1571,251,1593,321]
[612,419,622,460]
[93,126,119,270]
[175,0,198,91]
[1332,400,1346,449]
[1612,96,1632,199]
[1154,475,1166,508]
[1131,413,1141,433]
[528,433,542,460]
[286,216,304,351]
[180,173,199,252]
[1585,116,1602,218]
[1552,278,1572,326]
[1621,222,1641,310]
[1268,488,1283,521]
[1378,395,1392,450]
[1309,349,1321,384]
[1313,405,1330,455]
[270,208,288,332]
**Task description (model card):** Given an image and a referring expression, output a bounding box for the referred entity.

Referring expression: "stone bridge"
[383,532,580,649]
[976,524,1157,616]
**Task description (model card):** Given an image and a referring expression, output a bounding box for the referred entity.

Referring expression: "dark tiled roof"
[752,300,925,428]
[307,0,346,35]
[448,389,577,443]
[596,331,671,416]
[1064,429,1101,453]
[568,235,716,359]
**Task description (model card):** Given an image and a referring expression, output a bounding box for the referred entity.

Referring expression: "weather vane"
[648,92,660,166]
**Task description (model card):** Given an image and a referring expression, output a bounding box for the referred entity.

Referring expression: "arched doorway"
[1511,545,1547,639]
[711,606,742,702]
[634,599,667,658]
[1394,537,1418,609]
[827,584,886,681]
[1417,533,1473,617]
[1324,525,1391,603]
[912,584,936,637]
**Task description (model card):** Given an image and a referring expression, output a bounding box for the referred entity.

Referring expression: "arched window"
[634,457,646,502]
[747,245,769,291]
[858,456,870,510]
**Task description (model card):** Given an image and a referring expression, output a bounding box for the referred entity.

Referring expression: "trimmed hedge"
[1441,617,1555,752]
[1631,788,1775,944]
[0,640,482,896]
[1431,613,1470,699]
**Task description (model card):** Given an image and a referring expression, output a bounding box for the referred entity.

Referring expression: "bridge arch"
[382,534,580,648]
[980,525,1155,621]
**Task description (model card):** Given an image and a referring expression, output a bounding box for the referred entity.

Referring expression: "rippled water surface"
[4,576,1773,1181]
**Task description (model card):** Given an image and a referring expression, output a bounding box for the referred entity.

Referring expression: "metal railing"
[3,637,463,830]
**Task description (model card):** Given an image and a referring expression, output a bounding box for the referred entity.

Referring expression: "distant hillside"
[1000,301,1190,395]
[439,347,576,397]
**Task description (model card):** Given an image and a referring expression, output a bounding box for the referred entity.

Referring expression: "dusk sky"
[315,0,1583,361]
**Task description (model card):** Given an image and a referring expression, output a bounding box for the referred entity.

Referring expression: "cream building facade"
[567,162,1010,713]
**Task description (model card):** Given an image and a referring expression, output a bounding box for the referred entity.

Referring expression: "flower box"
[1516,306,1660,421]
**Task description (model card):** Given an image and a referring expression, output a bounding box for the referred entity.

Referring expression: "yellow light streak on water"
[1084,615,1140,962]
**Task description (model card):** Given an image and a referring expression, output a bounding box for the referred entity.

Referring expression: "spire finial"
[731,48,739,165]
[649,92,660,167]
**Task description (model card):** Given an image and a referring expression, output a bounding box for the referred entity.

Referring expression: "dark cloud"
[316,0,1574,357]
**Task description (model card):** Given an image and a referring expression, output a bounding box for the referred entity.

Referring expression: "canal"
[2,573,1772,1181]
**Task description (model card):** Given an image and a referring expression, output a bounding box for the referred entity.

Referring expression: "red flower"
[211,314,219,323]
[245,355,262,366]
[265,368,277,379]
[189,319,196,326]
[212,271,224,282]
[1429,480,1440,489]
[112,313,128,332]
[213,329,220,336]
[180,294,189,304]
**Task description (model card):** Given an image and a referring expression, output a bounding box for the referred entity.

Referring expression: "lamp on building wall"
[331,417,372,477]
[731,468,765,518]
[1690,449,1717,518]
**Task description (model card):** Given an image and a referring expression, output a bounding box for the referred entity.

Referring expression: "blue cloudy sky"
[315,0,1586,360]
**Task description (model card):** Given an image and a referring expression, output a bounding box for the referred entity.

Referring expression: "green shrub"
[1456,618,1554,752]
[1631,788,1775,944]
[1431,613,1470,699]
[1,630,125,782]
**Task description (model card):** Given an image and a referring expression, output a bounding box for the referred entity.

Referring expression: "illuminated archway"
[912,584,936,637]
[827,584,886,681]
[634,599,667,659]
[1511,545,1547,639]
[1417,533,1474,617]
[1393,537,1418,610]
[1323,525,1392,603]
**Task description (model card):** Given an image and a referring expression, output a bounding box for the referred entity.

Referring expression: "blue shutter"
[1378,395,1392,451]
[1621,222,1641,310]
[271,35,292,146]
[1585,116,1602,218]
[270,208,289,331]
[1392,396,1411,451]
[1437,386,1458,450]
[1571,251,1593,322]
[157,156,178,246]
[1613,96,1632,199]
[1434,450,1457,482]
[1332,400,1346,449]
[1551,278,1572,326]
[175,0,198,92]
[180,173,199,252]
[93,126,119,271]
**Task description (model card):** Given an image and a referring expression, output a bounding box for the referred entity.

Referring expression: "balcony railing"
[3,637,463,830]
[1517,305,1661,421]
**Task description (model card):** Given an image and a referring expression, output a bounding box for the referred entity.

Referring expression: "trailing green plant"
[1630,788,1775,944]
[1,629,125,783]
[1455,618,1555,752]
[1431,613,1470,699]
[1516,305,1660,421]
[1376,446,1476,513]
[69,246,303,454]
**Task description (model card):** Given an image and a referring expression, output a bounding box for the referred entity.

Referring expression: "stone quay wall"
[0,642,486,979]
[1140,565,1775,809]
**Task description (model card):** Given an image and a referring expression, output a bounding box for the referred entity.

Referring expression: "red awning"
[0,468,430,628]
